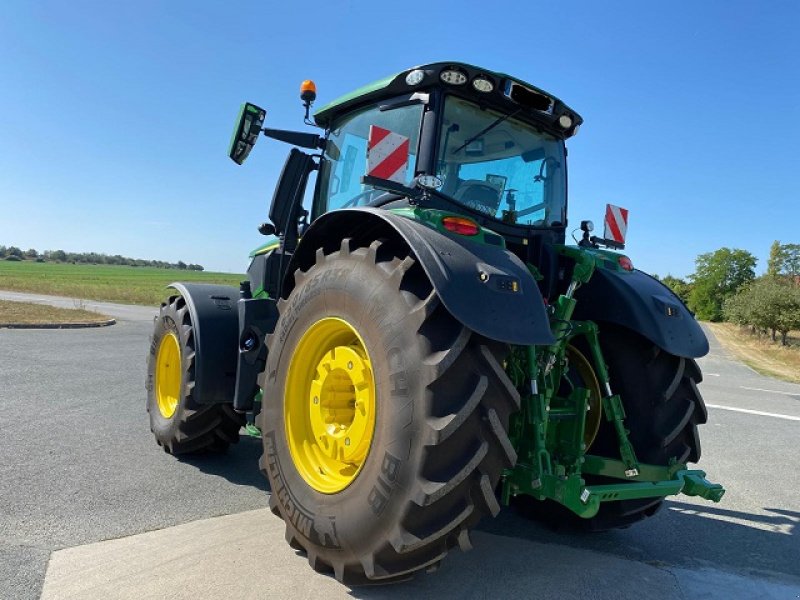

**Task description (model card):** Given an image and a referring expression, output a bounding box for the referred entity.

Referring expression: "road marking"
[740,386,800,397]
[706,373,720,377]
[707,404,800,422]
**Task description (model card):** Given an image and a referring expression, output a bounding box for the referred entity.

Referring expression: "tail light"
[442,216,480,236]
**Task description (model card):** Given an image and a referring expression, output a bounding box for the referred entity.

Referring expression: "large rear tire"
[146,294,245,454]
[259,239,519,584]
[514,325,707,530]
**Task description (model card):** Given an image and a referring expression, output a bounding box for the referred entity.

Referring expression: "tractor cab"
[310,63,580,235]
[231,63,582,248]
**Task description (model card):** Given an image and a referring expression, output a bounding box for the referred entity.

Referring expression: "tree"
[51,249,67,262]
[688,248,757,321]
[725,277,800,345]
[25,248,38,259]
[767,240,784,277]
[767,241,800,280]
[782,243,800,280]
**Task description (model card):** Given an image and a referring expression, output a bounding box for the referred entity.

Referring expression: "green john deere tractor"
[146,62,724,584]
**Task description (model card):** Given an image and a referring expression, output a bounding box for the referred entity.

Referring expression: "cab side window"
[315,102,423,215]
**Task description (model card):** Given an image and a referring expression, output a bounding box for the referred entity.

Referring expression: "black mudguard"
[167,283,240,405]
[286,208,554,346]
[573,268,709,358]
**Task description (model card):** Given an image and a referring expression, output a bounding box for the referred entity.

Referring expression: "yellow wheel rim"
[566,345,603,449]
[285,317,376,494]
[155,332,182,419]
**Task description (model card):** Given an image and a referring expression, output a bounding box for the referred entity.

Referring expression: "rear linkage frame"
[500,246,724,518]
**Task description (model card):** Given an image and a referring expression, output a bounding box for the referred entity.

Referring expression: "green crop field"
[0,261,244,305]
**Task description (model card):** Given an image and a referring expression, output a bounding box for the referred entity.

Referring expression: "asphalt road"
[1,291,799,599]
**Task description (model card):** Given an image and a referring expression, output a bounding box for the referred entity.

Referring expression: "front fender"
[573,269,709,358]
[167,282,240,405]
[287,208,554,346]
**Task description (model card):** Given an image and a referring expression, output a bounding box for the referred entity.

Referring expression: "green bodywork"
[250,237,280,258]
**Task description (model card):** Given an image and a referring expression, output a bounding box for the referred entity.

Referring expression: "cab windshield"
[436,96,566,227]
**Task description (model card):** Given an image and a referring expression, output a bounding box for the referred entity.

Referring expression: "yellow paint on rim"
[285,317,376,494]
[155,332,182,419]
[566,345,603,448]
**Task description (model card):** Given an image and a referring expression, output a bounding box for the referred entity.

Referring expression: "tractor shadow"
[347,501,800,599]
[180,433,270,492]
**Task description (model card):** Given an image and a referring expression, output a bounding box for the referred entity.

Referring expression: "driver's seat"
[453,180,502,215]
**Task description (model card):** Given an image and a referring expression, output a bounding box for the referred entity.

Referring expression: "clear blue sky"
[1,1,797,276]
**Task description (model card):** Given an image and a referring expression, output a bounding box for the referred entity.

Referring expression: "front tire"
[259,239,519,584]
[585,325,707,529]
[146,294,245,454]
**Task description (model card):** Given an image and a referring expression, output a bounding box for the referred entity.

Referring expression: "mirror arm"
[262,128,326,151]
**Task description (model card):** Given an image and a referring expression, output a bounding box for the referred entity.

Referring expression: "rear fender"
[572,269,709,358]
[284,207,554,346]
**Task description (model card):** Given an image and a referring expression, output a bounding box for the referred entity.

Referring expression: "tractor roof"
[313,61,583,136]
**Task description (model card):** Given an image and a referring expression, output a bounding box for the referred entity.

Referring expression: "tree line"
[0,245,204,271]
[655,242,800,346]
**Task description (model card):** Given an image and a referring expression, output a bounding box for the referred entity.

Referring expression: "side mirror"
[228,103,266,165]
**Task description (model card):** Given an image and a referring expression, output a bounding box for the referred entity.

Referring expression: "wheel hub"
[155,332,181,419]
[285,318,376,494]
[310,345,373,464]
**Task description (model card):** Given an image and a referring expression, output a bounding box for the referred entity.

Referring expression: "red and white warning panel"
[604,204,629,245]
[367,126,409,184]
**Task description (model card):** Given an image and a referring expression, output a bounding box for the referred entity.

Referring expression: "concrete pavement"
[41,508,799,600]
[1,293,798,599]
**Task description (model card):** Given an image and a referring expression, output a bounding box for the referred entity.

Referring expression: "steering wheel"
[340,188,383,208]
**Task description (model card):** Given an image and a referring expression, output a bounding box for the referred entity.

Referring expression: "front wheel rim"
[155,332,182,419]
[284,317,376,494]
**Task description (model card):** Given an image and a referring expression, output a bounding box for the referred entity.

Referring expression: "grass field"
[0,299,111,326]
[706,322,800,384]
[0,261,243,306]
